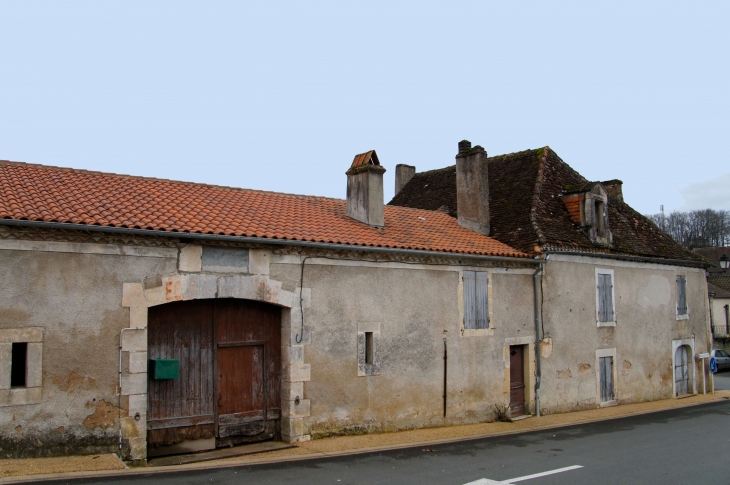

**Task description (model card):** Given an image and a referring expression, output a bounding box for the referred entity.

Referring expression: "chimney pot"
[458,140,472,153]
[346,150,386,227]
[395,164,416,195]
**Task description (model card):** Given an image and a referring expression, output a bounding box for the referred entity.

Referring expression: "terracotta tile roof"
[0,160,528,258]
[388,147,705,264]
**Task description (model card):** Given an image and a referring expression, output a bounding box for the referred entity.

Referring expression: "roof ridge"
[0,159,341,202]
[529,147,549,247]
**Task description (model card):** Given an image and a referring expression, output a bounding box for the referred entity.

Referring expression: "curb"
[3,394,729,484]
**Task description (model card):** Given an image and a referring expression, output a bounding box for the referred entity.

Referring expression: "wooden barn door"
[215,300,282,446]
[147,300,216,456]
[147,299,281,457]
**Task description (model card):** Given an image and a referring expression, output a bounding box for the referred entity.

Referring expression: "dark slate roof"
[694,247,730,276]
[388,147,706,264]
[709,276,730,296]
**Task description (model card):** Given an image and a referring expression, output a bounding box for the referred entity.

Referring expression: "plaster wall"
[538,255,710,414]
[269,260,536,438]
[0,246,177,458]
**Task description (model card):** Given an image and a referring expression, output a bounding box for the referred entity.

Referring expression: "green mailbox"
[150,359,179,380]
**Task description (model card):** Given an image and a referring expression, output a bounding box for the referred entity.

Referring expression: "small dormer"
[562,182,613,246]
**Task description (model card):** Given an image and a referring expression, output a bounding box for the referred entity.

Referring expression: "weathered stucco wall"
[538,255,711,414]
[1,233,711,459]
[270,258,537,438]
[0,244,177,458]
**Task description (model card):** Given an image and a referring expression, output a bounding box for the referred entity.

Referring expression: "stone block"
[145,285,166,307]
[178,244,202,272]
[128,394,147,417]
[0,343,10,390]
[120,415,147,439]
[26,343,42,388]
[128,437,148,461]
[121,329,147,352]
[182,274,218,300]
[288,324,311,346]
[281,416,308,437]
[281,381,303,401]
[129,307,148,329]
[202,246,249,273]
[218,275,255,300]
[122,283,145,308]
[249,250,271,275]
[282,434,311,443]
[283,345,304,365]
[122,373,147,396]
[0,327,43,343]
[285,364,311,383]
[128,351,148,374]
[0,387,43,407]
[163,276,183,302]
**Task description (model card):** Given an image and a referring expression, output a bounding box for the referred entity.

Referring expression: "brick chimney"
[346,150,386,227]
[395,164,416,195]
[601,179,624,203]
[455,140,490,236]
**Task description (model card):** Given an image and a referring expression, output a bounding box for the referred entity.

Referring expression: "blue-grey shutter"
[597,274,614,322]
[464,271,476,329]
[475,272,489,329]
[677,276,687,315]
[600,356,614,402]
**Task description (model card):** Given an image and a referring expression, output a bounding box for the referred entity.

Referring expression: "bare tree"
[647,209,730,248]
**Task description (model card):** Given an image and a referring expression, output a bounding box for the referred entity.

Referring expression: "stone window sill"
[461,328,494,337]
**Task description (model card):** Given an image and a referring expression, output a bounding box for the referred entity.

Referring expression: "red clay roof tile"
[0,160,528,258]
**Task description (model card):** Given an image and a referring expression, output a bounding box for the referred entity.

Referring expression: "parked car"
[711,350,730,372]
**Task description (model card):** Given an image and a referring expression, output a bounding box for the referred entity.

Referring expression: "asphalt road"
[713,369,730,390]
[44,400,730,485]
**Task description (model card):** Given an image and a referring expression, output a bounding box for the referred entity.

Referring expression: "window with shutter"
[677,275,688,316]
[596,269,615,325]
[463,270,489,330]
[599,356,614,402]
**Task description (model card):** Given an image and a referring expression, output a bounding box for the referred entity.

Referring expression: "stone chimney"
[601,179,624,203]
[346,150,386,227]
[395,164,416,195]
[455,140,490,236]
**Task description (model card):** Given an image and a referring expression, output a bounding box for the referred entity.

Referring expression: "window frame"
[595,268,616,327]
[460,268,494,337]
[676,274,689,320]
[1,327,43,407]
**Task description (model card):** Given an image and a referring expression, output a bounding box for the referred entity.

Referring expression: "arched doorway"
[146,299,282,457]
[674,345,690,396]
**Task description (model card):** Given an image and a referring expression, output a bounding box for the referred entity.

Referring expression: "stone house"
[694,247,730,351]
[0,143,711,463]
[389,141,712,411]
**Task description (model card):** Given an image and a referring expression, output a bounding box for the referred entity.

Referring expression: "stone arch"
[119,272,310,462]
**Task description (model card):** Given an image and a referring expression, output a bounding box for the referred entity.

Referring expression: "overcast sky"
[1,1,728,215]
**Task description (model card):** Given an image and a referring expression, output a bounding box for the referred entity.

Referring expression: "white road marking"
[462,465,583,485]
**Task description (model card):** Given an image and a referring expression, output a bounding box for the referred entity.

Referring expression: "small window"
[11,342,28,388]
[365,332,374,365]
[677,275,688,316]
[596,270,615,324]
[599,356,614,402]
[464,271,489,329]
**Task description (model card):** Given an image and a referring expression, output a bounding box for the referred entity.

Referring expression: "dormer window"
[562,182,613,246]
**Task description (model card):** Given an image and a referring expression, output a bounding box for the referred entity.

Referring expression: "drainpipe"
[533,256,547,417]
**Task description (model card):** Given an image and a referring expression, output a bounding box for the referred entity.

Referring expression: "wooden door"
[599,356,614,402]
[147,300,215,452]
[509,345,525,416]
[675,346,689,396]
[215,299,281,446]
[147,298,282,455]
